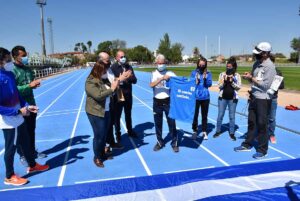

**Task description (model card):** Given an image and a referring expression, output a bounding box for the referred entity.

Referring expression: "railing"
[34,67,78,79]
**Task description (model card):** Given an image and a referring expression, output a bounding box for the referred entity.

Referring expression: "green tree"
[290,37,300,63]
[170,43,184,64]
[126,45,154,64]
[193,47,200,57]
[74,42,88,53]
[111,39,127,56]
[157,33,172,62]
[96,41,113,55]
[87,41,92,53]
[290,52,299,63]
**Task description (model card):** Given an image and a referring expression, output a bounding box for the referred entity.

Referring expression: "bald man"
[110,50,138,141]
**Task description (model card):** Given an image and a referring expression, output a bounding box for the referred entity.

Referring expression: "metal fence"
[34,67,78,79]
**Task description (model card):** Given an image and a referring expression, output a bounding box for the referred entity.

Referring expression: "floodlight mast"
[36,0,47,57]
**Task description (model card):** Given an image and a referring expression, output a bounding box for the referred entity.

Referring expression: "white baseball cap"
[252,42,272,54]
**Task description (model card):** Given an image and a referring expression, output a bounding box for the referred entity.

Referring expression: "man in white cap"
[234,42,276,159]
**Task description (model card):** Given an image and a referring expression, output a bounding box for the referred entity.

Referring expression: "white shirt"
[151,70,176,99]
[0,104,24,129]
[104,84,110,111]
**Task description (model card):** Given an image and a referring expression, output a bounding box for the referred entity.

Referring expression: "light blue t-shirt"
[168,76,196,123]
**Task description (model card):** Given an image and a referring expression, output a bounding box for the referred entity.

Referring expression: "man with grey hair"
[234,42,276,159]
[150,54,179,152]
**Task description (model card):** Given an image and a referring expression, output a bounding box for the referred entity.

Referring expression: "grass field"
[135,66,300,91]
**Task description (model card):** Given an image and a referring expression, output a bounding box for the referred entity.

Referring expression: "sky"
[0,0,299,58]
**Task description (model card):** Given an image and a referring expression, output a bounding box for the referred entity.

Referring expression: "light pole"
[36,0,47,57]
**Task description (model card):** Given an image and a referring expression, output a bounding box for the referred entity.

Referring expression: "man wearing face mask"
[234,42,276,159]
[110,50,137,141]
[150,54,178,152]
[11,46,46,166]
[0,47,49,185]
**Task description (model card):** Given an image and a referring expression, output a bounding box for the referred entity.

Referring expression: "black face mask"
[255,54,263,61]
[226,68,234,75]
[197,65,206,73]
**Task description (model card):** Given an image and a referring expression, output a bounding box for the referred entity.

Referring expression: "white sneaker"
[202,132,208,140]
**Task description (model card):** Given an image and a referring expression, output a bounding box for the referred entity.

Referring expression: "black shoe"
[172,146,179,153]
[239,134,248,139]
[111,142,124,149]
[229,134,236,141]
[213,132,221,138]
[128,131,138,138]
[94,158,104,168]
[153,143,163,151]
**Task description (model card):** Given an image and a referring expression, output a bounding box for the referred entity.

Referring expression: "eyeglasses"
[120,56,126,59]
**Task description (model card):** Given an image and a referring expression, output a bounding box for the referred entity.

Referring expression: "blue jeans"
[87,112,110,161]
[216,98,238,134]
[268,98,277,136]
[153,98,177,147]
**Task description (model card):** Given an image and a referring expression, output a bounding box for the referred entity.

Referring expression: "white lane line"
[41,72,71,87]
[132,93,231,167]
[120,118,167,201]
[240,157,282,164]
[37,71,87,120]
[206,117,296,159]
[137,83,297,159]
[0,185,43,192]
[44,109,79,114]
[57,91,86,187]
[36,139,64,143]
[35,71,80,98]
[164,166,215,174]
[0,149,5,156]
[75,176,135,184]
[40,111,85,118]
[120,119,152,176]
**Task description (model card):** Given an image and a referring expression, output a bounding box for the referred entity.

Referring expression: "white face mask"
[101,73,108,79]
[157,64,166,72]
[120,57,126,64]
[4,61,14,71]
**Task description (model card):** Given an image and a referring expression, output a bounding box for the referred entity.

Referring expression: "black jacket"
[110,62,137,95]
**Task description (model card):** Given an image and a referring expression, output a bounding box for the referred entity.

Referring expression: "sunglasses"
[120,56,126,59]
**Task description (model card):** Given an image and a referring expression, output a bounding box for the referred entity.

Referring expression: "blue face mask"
[21,56,29,65]
[157,64,166,72]
[120,57,126,64]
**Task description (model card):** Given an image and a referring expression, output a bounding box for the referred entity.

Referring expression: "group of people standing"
[86,41,281,168]
[0,46,49,186]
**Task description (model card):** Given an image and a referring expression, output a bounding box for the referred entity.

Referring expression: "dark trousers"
[242,98,271,154]
[17,112,37,157]
[87,112,110,161]
[114,93,133,135]
[192,99,210,132]
[2,123,36,178]
[153,98,177,147]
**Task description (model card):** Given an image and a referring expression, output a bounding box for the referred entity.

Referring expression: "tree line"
[70,34,300,65]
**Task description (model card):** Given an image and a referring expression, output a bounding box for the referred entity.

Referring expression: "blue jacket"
[0,69,28,116]
[190,69,212,100]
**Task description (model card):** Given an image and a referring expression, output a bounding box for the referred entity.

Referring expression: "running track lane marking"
[120,119,167,201]
[240,157,282,164]
[35,71,81,98]
[36,71,88,119]
[164,166,215,174]
[0,185,43,192]
[75,176,136,184]
[136,83,297,160]
[132,93,231,167]
[57,91,86,186]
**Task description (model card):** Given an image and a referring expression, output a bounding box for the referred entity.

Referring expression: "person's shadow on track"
[42,135,90,156]
[112,122,154,157]
[178,123,215,149]
[24,147,89,178]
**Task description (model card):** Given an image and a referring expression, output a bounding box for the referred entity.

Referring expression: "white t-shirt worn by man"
[151,70,176,99]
